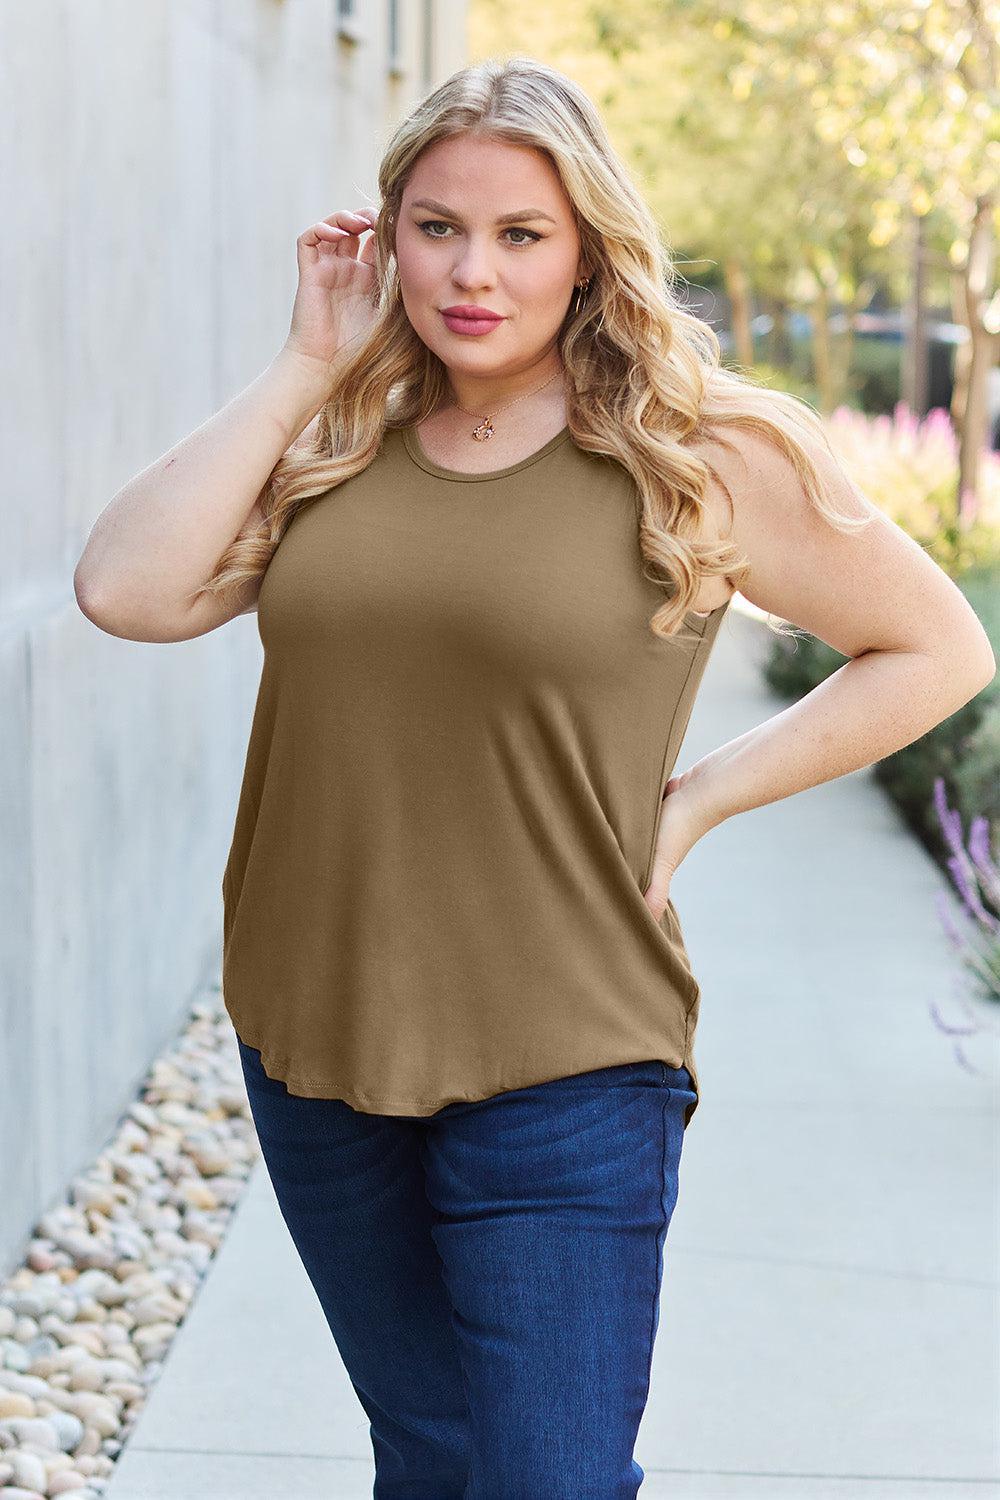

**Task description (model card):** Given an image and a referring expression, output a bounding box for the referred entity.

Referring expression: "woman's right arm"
[72,346,333,643]
[74,205,380,643]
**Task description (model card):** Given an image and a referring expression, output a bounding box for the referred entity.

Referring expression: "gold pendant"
[471,417,494,441]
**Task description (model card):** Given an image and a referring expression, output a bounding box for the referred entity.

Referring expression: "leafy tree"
[469,0,999,518]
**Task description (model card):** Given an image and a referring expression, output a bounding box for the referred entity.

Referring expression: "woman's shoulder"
[678,422,861,611]
[677,428,755,546]
[683,422,860,518]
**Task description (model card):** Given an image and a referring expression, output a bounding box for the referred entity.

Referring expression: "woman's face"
[394,134,587,381]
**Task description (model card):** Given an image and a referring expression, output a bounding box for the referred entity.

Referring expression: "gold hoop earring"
[572,277,591,316]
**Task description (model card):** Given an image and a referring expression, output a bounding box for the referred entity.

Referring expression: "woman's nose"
[450,246,497,290]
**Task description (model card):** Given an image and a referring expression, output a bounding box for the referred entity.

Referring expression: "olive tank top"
[221,421,731,1128]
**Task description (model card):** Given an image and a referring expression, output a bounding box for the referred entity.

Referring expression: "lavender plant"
[929,776,1000,1075]
[825,402,1000,574]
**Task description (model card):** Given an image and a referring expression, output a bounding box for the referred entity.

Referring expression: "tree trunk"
[949,265,971,430]
[956,195,998,529]
[812,282,834,415]
[723,256,755,369]
[902,210,930,418]
[767,297,793,367]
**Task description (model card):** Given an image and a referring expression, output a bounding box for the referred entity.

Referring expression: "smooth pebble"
[0,993,256,1500]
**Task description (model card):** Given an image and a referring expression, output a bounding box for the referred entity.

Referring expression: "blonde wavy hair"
[194,54,871,638]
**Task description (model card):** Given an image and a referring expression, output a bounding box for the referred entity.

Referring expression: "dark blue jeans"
[236,1034,697,1500]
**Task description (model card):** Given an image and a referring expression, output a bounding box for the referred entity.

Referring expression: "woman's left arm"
[646,427,996,911]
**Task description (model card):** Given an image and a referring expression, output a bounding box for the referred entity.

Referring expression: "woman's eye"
[417,220,540,247]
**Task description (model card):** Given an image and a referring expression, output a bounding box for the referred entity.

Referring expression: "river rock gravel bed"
[0,984,259,1499]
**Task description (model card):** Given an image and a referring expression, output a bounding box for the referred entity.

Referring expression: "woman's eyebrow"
[410,198,557,225]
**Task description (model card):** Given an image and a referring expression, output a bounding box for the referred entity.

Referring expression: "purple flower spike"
[947,853,997,927]
[968,816,993,869]
[932,776,967,859]
[928,998,978,1037]
[967,817,1000,909]
[953,1043,981,1077]
[934,887,966,949]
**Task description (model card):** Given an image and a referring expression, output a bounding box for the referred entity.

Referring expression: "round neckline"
[401,421,572,482]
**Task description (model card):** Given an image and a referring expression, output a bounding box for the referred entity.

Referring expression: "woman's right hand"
[283,207,381,374]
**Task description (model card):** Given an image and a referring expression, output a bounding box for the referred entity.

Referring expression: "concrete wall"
[1,0,468,1275]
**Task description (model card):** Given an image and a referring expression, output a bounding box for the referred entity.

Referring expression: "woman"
[75,54,993,1500]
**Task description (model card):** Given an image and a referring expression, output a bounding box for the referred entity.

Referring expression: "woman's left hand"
[642,771,719,921]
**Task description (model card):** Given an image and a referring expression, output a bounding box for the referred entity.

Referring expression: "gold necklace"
[450,369,565,441]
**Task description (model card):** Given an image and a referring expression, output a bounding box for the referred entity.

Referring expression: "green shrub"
[874,696,999,862]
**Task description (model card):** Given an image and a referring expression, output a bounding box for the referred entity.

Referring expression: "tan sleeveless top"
[221,421,730,1127]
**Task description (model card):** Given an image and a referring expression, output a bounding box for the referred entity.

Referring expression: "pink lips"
[440,306,505,336]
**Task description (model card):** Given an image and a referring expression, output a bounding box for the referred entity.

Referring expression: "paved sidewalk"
[106,602,999,1499]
